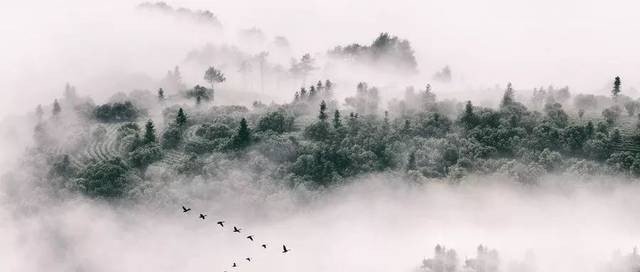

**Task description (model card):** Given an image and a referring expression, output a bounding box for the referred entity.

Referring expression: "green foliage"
[256,110,295,133]
[129,143,163,168]
[231,118,251,149]
[161,124,182,149]
[144,120,157,143]
[459,101,477,129]
[176,108,187,127]
[204,66,226,88]
[94,101,139,122]
[612,76,621,97]
[196,123,233,140]
[304,121,331,141]
[414,112,451,138]
[185,85,214,103]
[76,158,132,198]
[333,110,342,128]
[328,32,417,73]
[602,106,621,125]
[318,100,328,121]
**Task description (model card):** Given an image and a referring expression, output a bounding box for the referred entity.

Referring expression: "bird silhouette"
[182,206,191,213]
[217,221,225,227]
[282,245,290,253]
[233,226,241,233]
[246,235,254,241]
[199,214,207,220]
[245,257,251,262]
[232,263,237,268]
[261,244,267,249]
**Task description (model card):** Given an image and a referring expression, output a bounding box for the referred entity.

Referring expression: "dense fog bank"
[2,174,640,272]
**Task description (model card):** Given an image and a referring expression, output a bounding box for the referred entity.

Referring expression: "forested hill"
[30,76,640,199]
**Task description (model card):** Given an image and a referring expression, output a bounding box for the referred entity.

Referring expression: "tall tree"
[501,82,515,108]
[52,99,61,116]
[176,108,187,127]
[460,101,477,129]
[144,120,157,143]
[158,88,165,101]
[333,109,342,128]
[612,76,621,98]
[233,118,251,148]
[319,100,328,121]
[204,66,226,89]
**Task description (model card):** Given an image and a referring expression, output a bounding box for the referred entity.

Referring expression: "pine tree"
[144,120,156,143]
[158,88,165,101]
[333,109,341,128]
[612,76,621,98]
[402,119,411,134]
[52,99,61,116]
[460,101,477,129]
[501,82,515,108]
[176,108,187,127]
[382,111,390,133]
[233,118,251,148]
[319,100,328,121]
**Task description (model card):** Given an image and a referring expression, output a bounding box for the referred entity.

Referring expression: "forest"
[5,1,640,272]
[30,68,640,199]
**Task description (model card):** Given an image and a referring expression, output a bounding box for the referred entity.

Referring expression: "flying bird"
[245,257,251,262]
[199,214,207,220]
[232,263,237,268]
[182,206,191,213]
[261,244,267,249]
[282,245,290,253]
[217,221,225,227]
[246,235,254,241]
[233,226,241,233]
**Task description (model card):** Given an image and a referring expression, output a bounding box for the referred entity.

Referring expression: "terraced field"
[574,111,640,153]
[43,123,125,169]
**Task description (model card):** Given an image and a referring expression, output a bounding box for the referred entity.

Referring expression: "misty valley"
[2,1,640,272]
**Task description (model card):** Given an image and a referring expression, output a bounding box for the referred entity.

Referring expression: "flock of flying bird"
[182,205,290,269]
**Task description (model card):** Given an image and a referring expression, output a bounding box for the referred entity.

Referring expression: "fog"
[2,1,640,271]
[2,172,640,272]
[3,0,640,118]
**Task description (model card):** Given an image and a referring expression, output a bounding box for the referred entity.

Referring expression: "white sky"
[1,0,640,117]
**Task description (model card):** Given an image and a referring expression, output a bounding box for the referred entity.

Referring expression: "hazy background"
[2,174,640,272]
[2,0,640,120]
[2,1,640,271]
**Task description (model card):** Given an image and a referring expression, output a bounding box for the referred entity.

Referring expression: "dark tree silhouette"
[176,108,187,127]
[158,88,165,101]
[144,120,157,143]
[333,109,341,128]
[204,66,226,89]
[612,76,621,98]
[319,100,328,121]
[232,118,251,149]
[52,99,61,116]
